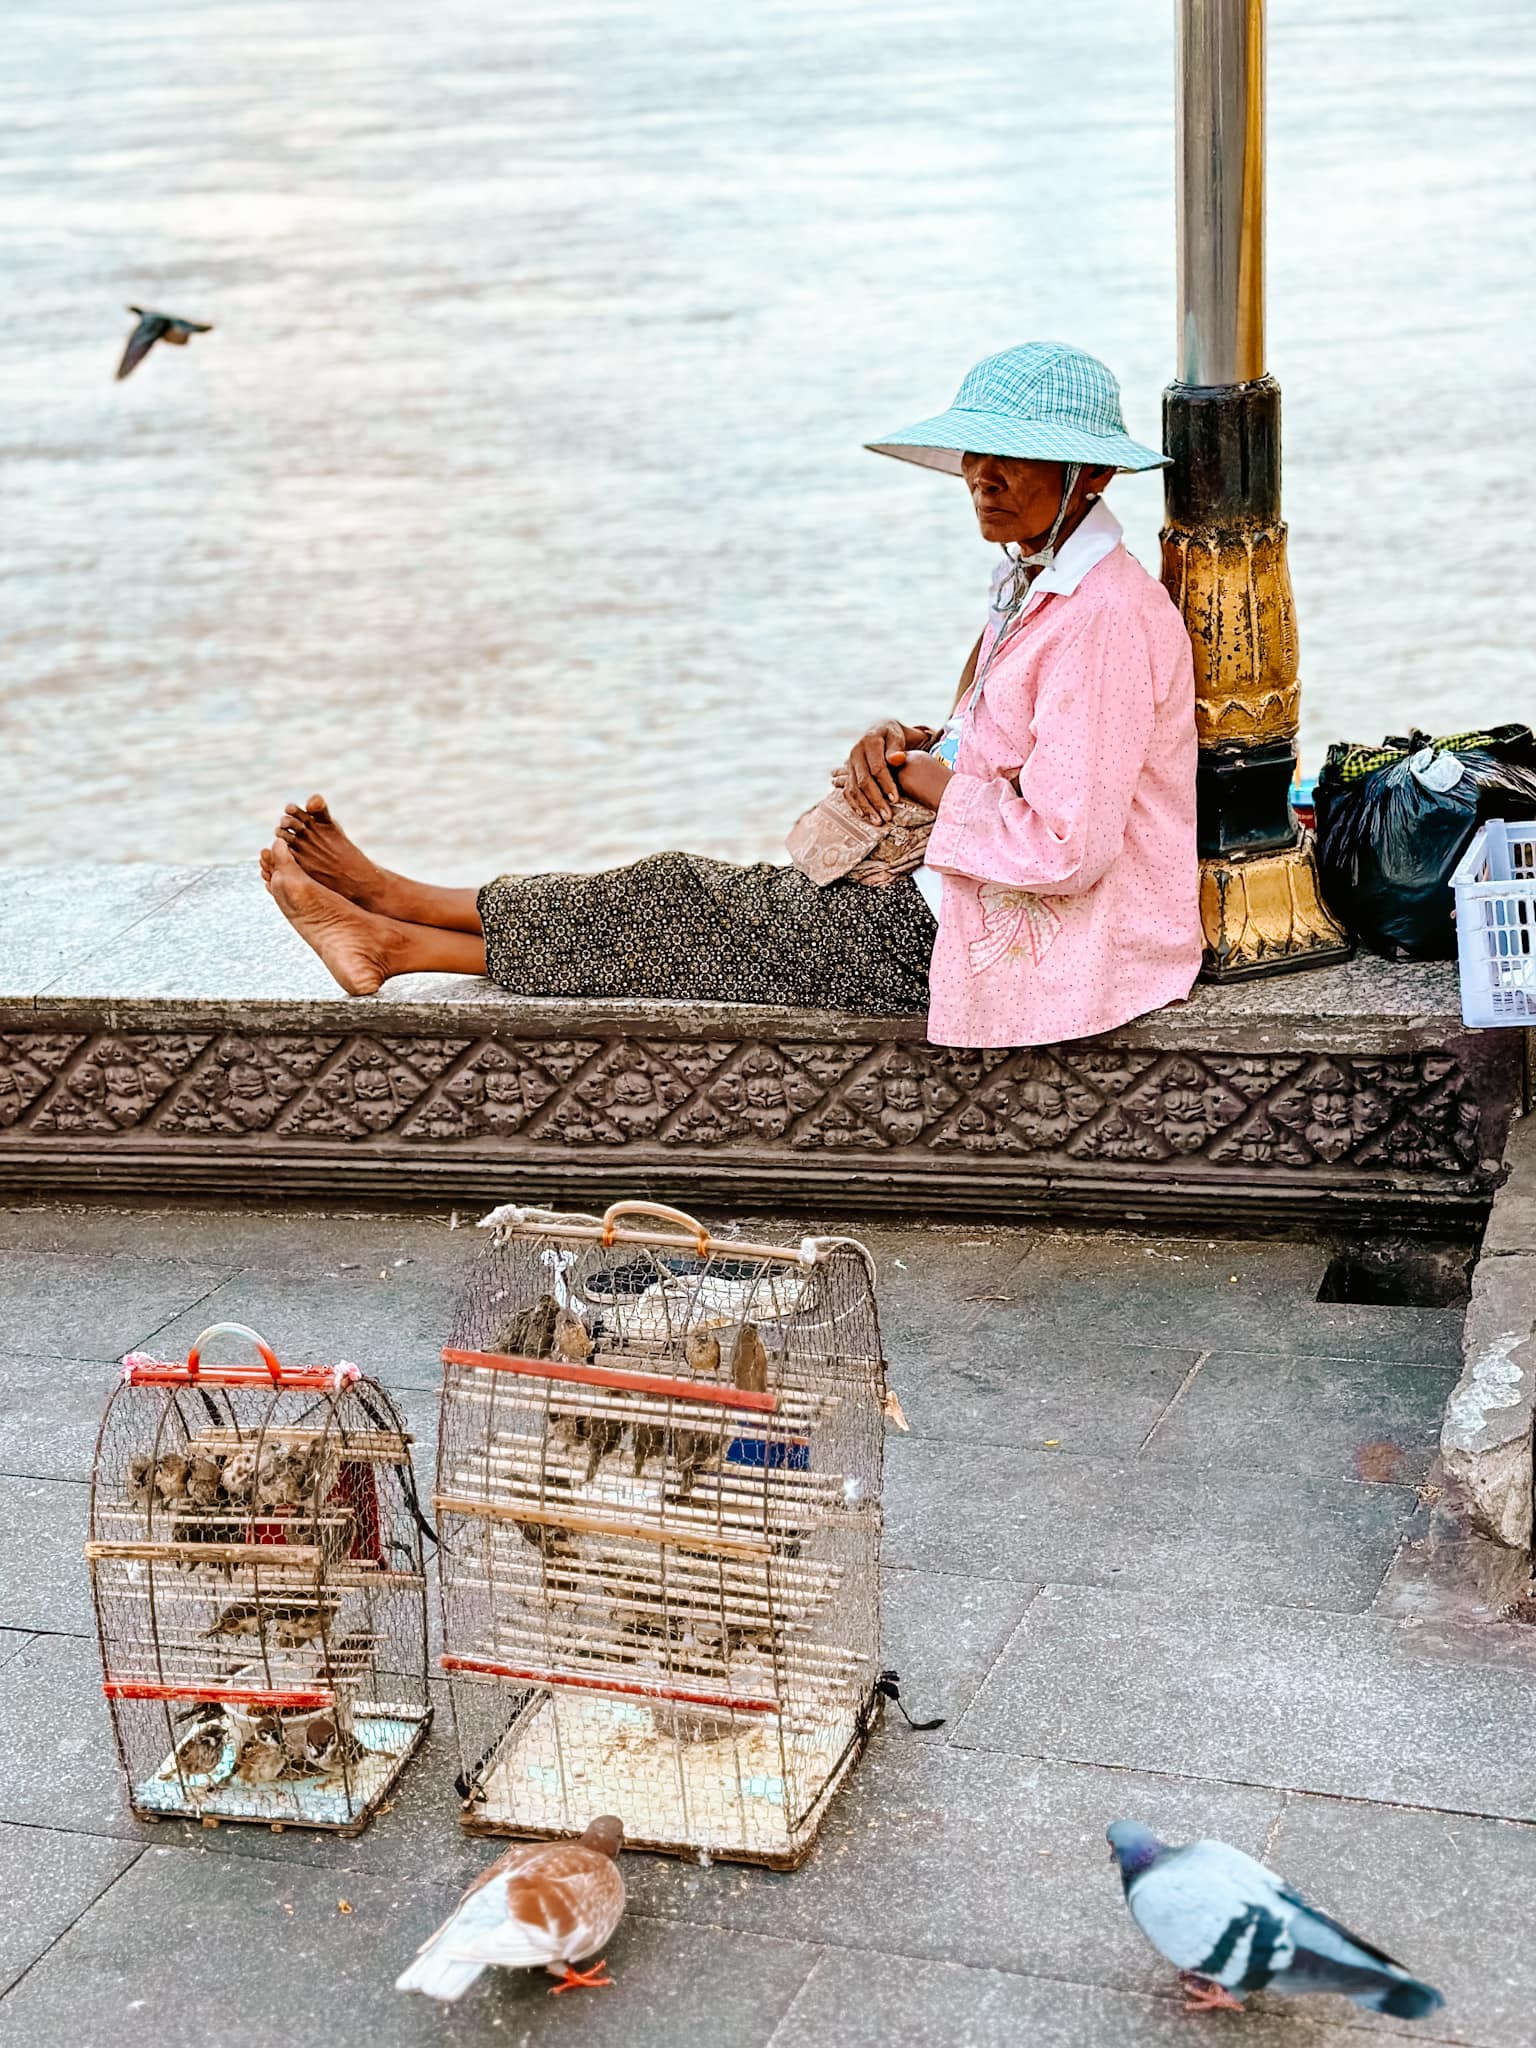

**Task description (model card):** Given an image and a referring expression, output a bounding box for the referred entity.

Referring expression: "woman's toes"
[259,848,274,885]
[305,793,332,820]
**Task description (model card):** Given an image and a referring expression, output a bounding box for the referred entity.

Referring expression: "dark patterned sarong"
[477,852,935,1013]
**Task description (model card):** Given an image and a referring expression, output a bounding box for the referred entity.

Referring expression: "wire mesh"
[437,1203,886,1868]
[88,1342,431,1835]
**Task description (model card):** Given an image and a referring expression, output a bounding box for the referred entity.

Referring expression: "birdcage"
[436,1200,888,1870]
[87,1322,431,1834]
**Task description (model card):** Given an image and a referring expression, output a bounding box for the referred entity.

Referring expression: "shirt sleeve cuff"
[924,771,989,870]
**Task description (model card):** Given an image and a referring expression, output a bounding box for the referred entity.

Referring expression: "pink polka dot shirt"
[921,532,1202,1048]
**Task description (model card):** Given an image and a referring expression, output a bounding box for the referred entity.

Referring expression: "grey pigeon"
[1106,1821,1444,2019]
[116,306,213,381]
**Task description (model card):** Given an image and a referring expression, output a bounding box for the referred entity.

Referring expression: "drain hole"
[1317,1239,1474,1308]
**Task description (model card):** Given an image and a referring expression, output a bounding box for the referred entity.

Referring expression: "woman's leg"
[264,840,486,995]
[264,795,483,933]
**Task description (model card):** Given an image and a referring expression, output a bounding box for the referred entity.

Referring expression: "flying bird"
[116,306,213,382]
[396,1815,626,2002]
[1106,1822,1444,2019]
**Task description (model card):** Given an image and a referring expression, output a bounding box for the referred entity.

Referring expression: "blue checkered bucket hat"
[866,341,1168,476]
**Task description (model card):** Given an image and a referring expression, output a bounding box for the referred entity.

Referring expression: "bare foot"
[262,838,397,995]
[275,794,406,918]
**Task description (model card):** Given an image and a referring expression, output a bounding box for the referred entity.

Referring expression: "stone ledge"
[1442,1112,1536,1552]
[0,863,1526,1220]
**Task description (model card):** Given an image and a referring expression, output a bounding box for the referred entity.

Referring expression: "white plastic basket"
[1452,819,1536,1027]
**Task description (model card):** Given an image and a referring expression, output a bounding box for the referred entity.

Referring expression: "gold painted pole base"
[1199,833,1354,982]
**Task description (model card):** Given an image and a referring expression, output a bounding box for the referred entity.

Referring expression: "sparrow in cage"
[396,1816,627,2002]
[219,1446,258,1504]
[630,1421,667,1477]
[491,1292,560,1359]
[580,1417,625,1484]
[515,1519,575,1560]
[126,1454,154,1507]
[186,1452,224,1510]
[553,1306,595,1364]
[683,1328,721,1377]
[670,1427,717,1498]
[729,1322,769,1395]
[152,1451,190,1504]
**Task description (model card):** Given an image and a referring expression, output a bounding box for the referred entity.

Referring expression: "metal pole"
[1161,0,1350,979]
[1175,0,1265,387]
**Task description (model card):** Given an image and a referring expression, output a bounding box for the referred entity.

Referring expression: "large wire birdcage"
[87,1323,431,1835]
[436,1200,889,1870]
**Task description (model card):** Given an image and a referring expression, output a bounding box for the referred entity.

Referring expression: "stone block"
[883,1437,1415,1611]
[772,1949,1374,2048]
[0,1822,139,1997]
[0,863,203,1001]
[1142,1350,1457,1484]
[957,1584,1536,1820]
[0,1251,234,1362]
[0,1351,115,1483]
[886,1304,1199,1455]
[1271,1791,1536,2045]
[0,1475,93,1633]
[1440,1250,1536,1550]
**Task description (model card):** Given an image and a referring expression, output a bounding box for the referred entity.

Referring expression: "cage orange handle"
[186,1323,283,1382]
[599,1200,712,1256]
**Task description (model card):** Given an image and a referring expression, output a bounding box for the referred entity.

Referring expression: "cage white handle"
[599,1201,712,1256]
[186,1322,283,1382]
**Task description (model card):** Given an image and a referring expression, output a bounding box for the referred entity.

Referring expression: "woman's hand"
[891,749,954,812]
[837,720,941,822]
[838,720,907,823]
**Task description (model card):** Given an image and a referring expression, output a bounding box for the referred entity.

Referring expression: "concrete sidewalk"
[0,1200,1532,2047]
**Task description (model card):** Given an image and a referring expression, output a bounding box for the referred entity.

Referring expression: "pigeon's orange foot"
[1179,1974,1244,2014]
[549,1960,614,1995]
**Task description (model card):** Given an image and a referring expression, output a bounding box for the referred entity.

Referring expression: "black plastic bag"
[1315,734,1536,961]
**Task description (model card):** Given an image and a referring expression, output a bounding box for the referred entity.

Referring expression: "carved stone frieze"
[0,1026,1497,1192]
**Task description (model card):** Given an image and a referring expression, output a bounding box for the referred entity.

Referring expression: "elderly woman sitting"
[264,342,1201,1050]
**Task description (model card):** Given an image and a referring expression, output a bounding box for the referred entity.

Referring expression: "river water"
[3,0,1532,884]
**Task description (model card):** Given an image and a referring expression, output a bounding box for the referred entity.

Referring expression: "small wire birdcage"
[87,1322,431,1834]
[436,1200,889,1870]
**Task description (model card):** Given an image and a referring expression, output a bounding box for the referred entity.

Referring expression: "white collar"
[1028,495,1123,597]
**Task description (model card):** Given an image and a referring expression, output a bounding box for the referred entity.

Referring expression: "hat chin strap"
[997,462,1083,616]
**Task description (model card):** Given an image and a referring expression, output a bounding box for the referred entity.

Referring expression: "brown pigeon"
[396,1816,626,2001]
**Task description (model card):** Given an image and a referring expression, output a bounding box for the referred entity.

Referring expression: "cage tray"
[133,1705,429,1832]
[463,1688,872,1869]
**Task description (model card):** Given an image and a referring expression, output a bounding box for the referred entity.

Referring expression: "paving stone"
[621,1741,1280,1991]
[989,1234,1464,1367]
[771,1949,1382,2048]
[0,1200,467,1273]
[883,1436,1415,1611]
[0,1475,93,1633]
[0,1844,819,2048]
[0,1823,140,1997]
[1141,1350,1457,1485]
[0,1635,136,1841]
[0,1354,114,1483]
[1269,1792,1536,2045]
[878,1571,1036,1730]
[0,1252,232,1362]
[140,1267,465,1393]
[0,863,204,1000]
[957,1585,1536,1822]
[884,1300,1198,1455]
[0,1629,33,1672]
